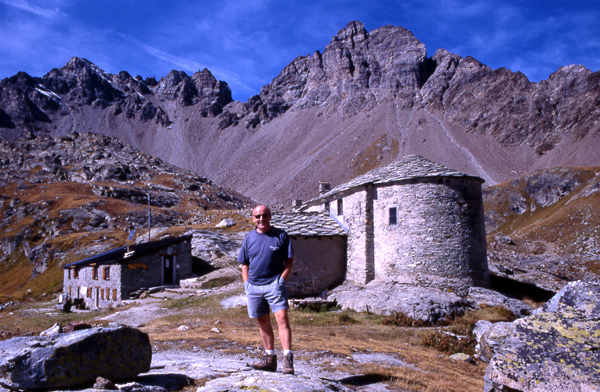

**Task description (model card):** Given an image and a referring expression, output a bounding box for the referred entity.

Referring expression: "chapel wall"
[337,188,374,284]
[286,235,346,296]
[372,177,489,293]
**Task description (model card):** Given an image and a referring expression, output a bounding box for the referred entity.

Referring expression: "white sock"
[284,350,292,355]
[265,350,275,355]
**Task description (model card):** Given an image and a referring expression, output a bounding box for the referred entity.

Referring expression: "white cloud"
[0,0,65,18]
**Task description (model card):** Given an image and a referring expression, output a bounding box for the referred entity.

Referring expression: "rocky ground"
[3,277,598,392]
[0,267,490,392]
[95,278,406,392]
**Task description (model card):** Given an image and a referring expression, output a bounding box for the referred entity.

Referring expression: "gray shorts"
[244,275,289,319]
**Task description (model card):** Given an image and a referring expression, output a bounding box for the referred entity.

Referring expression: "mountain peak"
[63,57,94,72]
[332,21,368,45]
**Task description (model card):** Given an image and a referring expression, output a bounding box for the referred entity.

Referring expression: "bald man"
[238,205,295,375]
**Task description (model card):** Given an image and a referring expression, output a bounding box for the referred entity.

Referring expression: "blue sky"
[1,0,599,101]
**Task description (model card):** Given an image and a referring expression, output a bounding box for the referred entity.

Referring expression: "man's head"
[252,205,272,233]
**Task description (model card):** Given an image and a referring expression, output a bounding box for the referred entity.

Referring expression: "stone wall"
[121,239,192,297]
[286,235,346,296]
[372,178,489,292]
[63,264,122,308]
[333,187,375,284]
[63,238,193,307]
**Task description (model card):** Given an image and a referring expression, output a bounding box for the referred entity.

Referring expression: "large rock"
[0,326,151,390]
[331,281,534,323]
[468,286,532,318]
[197,371,352,392]
[330,282,472,323]
[478,280,600,392]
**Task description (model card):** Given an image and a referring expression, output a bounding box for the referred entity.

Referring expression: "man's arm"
[281,257,293,282]
[241,263,249,283]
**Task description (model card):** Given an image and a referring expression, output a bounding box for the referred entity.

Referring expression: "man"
[238,205,295,375]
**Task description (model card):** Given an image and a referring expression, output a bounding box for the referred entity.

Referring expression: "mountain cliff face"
[0,132,251,297]
[1,21,599,207]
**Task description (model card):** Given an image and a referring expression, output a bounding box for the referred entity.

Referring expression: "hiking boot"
[282,352,294,375]
[249,354,277,372]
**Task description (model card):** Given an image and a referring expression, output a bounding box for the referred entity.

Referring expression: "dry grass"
[0,292,493,392]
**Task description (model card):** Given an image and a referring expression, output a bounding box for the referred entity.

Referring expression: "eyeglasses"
[254,214,270,219]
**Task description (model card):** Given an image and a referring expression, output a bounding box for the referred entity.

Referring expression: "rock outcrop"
[1,21,599,210]
[0,132,251,295]
[198,371,352,392]
[330,282,530,323]
[484,165,600,294]
[476,280,600,392]
[0,326,151,390]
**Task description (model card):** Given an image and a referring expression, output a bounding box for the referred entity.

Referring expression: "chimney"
[319,181,331,195]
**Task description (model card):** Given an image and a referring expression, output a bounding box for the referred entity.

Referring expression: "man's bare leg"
[257,313,275,350]
[274,308,294,374]
[250,314,277,371]
[274,309,292,350]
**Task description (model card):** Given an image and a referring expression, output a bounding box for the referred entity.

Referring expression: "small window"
[93,266,99,280]
[87,287,92,298]
[113,288,118,301]
[324,201,330,211]
[67,269,71,279]
[68,287,72,297]
[101,289,104,300]
[389,207,398,225]
[73,268,79,279]
[337,199,343,216]
[103,267,110,280]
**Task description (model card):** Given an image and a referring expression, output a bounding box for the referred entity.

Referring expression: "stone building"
[270,212,346,296]
[302,155,489,293]
[62,235,192,308]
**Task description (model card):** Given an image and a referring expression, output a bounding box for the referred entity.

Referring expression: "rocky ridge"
[483,165,600,293]
[0,132,251,297]
[1,21,599,207]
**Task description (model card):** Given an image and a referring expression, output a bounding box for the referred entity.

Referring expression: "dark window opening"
[337,199,343,216]
[389,207,397,225]
[93,266,99,280]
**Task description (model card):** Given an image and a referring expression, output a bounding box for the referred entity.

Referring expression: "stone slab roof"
[311,154,483,202]
[271,212,346,236]
[63,235,191,268]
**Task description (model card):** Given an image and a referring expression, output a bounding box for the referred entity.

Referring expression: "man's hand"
[281,257,294,282]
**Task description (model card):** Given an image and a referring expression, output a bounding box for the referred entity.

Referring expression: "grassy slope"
[0,175,252,299]
[0,133,254,300]
[484,165,600,280]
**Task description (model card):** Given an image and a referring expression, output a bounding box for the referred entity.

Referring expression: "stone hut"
[302,155,489,293]
[62,235,192,308]
[270,212,346,296]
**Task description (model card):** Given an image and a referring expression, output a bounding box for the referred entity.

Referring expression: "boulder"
[197,371,351,391]
[39,323,62,337]
[215,218,236,228]
[449,353,475,364]
[468,286,532,318]
[0,326,151,390]
[330,282,472,323]
[478,280,600,392]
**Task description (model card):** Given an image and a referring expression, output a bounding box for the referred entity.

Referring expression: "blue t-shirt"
[238,227,294,285]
